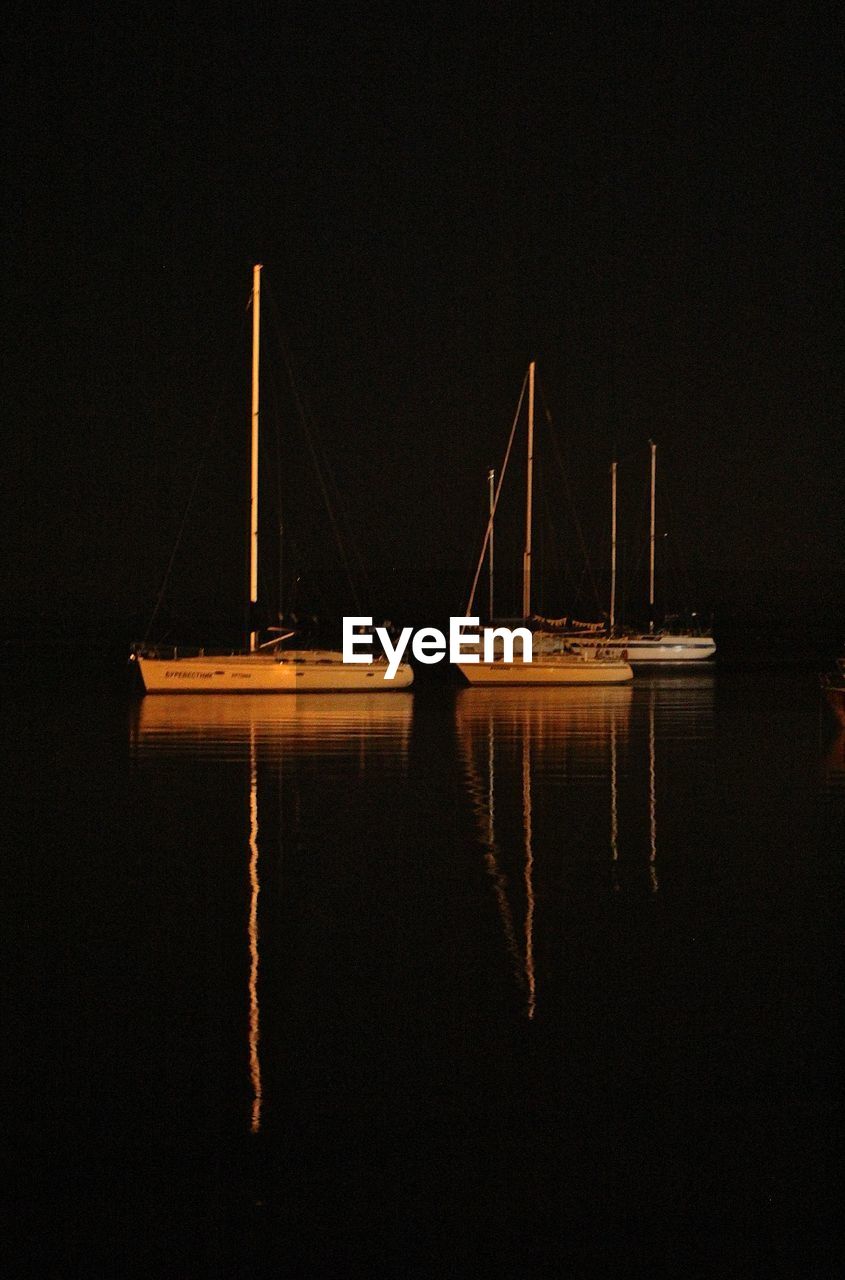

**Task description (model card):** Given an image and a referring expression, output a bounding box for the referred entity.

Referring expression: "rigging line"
[537,380,602,616]
[627,478,652,589]
[274,386,285,619]
[256,420,282,612]
[143,396,225,643]
[546,451,591,607]
[462,513,491,621]
[465,371,528,616]
[262,351,348,622]
[318,442,373,607]
[263,284,364,612]
[538,457,575,606]
[260,354,288,617]
[273,338,372,601]
[293,366,374,603]
[567,550,593,616]
[656,463,695,601]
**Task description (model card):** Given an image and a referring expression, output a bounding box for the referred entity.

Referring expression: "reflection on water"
[521,738,536,1019]
[648,687,658,893]
[130,692,414,761]
[248,726,261,1133]
[5,661,841,1274]
[457,686,635,1018]
[130,692,414,1136]
[456,677,715,1015]
[128,680,721,1117]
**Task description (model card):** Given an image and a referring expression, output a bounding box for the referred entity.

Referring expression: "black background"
[2,3,841,646]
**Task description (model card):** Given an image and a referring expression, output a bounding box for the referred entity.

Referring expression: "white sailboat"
[539,441,716,664]
[569,630,716,663]
[132,265,413,693]
[459,363,632,687]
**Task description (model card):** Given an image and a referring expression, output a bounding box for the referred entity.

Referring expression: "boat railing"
[129,641,245,660]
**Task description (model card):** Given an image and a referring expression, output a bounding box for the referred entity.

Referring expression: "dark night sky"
[2,3,841,642]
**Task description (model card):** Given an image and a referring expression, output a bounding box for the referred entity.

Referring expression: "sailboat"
[458,363,632,686]
[131,265,413,693]
[540,441,716,664]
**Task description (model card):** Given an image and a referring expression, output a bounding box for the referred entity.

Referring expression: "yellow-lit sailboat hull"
[457,656,632,686]
[135,650,413,693]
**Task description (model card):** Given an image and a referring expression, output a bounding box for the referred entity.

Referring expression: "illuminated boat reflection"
[456,685,635,1017]
[130,692,414,761]
[454,677,716,1014]
[130,692,413,1132]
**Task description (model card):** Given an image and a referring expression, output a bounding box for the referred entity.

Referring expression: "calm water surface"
[4,662,841,1277]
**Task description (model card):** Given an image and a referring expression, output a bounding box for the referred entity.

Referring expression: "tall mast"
[522,361,535,620]
[249,264,262,653]
[610,460,618,632]
[487,467,495,621]
[648,438,656,633]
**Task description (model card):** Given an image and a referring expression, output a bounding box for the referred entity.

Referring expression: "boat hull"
[457,657,633,686]
[553,633,716,664]
[134,651,413,693]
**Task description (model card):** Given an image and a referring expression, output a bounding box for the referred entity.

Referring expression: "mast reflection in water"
[130,693,414,1136]
[103,668,839,1275]
[457,675,720,1016]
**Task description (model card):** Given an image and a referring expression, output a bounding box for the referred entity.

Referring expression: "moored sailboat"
[133,647,413,693]
[538,441,715,664]
[458,363,632,687]
[132,265,412,693]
